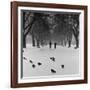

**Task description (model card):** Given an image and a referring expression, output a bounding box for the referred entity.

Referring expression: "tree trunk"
[67,35,72,48]
[76,37,79,48]
[64,41,66,46]
[22,12,26,48]
[72,27,79,49]
[74,35,79,49]
[37,39,40,48]
[68,40,71,48]
[23,35,26,48]
[32,34,35,47]
[41,40,44,46]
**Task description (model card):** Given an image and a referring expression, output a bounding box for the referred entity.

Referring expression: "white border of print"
[18,6,84,83]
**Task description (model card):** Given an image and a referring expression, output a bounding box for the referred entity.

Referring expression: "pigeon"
[50,57,55,62]
[32,64,36,68]
[61,65,64,69]
[29,60,33,63]
[51,69,56,73]
[23,57,27,60]
[37,62,42,66]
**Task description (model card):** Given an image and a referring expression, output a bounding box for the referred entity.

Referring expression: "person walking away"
[54,42,57,49]
[49,41,52,48]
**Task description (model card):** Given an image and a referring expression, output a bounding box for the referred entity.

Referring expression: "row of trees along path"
[22,11,80,49]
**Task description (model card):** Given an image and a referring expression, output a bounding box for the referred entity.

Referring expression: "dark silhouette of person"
[49,41,52,48]
[54,42,57,49]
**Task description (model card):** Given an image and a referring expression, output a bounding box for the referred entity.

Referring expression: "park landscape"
[21,10,80,78]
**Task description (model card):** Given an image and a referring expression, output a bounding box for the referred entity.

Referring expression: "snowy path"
[22,44,79,78]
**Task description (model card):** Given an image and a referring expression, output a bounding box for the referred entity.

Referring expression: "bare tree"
[63,14,80,48]
[67,14,79,48]
[30,13,50,48]
[22,11,35,48]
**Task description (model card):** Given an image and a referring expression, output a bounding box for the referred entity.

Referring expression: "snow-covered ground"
[22,44,79,78]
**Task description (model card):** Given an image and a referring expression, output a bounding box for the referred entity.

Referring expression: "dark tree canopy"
[22,10,80,48]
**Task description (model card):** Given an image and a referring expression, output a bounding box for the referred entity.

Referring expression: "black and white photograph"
[19,8,83,80]
[11,2,87,87]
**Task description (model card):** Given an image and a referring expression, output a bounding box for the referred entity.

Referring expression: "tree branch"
[24,18,35,36]
[25,13,31,22]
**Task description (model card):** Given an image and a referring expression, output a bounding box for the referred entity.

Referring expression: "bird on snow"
[37,62,42,66]
[51,69,56,73]
[61,65,64,69]
[29,60,33,63]
[50,57,55,62]
[32,64,36,68]
[23,57,27,60]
